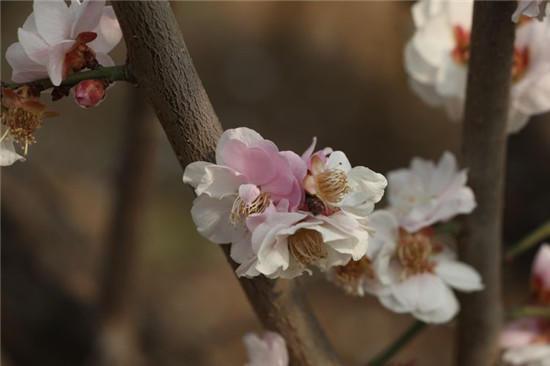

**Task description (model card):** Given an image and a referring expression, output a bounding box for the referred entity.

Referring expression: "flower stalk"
[368,320,427,366]
[505,220,550,261]
[510,306,550,319]
[2,65,134,93]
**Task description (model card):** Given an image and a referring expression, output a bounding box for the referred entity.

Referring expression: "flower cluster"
[243,331,288,366]
[405,0,550,133]
[500,244,550,366]
[183,127,387,279]
[328,152,483,323]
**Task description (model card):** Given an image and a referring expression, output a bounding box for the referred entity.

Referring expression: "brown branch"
[94,88,157,366]
[457,1,516,365]
[111,2,342,365]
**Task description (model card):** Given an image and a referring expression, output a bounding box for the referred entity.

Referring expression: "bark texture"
[112,2,341,365]
[457,2,516,365]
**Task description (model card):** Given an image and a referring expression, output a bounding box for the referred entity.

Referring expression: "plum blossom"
[183,128,308,273]
[387,152,476,233]
[1,86,56,165]
[362,210,483,323]
[243,331,288,366]
[5,0,122,86]
[500,318,550,366]
[302,138,387,217]
[405,0,550,133]
[532,243,550,304]
[74,79,107,108]
[513,1,549,22]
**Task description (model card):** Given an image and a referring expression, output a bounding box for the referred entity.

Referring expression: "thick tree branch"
[111,2,341,365]
[457,2,516,365]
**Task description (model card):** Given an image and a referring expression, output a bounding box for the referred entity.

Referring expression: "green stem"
[510,306,550,319]
[505,220,550,261]
[368,320,427,366]
[1,65,134,92]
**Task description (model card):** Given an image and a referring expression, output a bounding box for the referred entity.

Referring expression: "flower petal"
[215,127,263,165]
[6,42,48,83]
[94,52,115,67]
[17,27,50,65]
[190,195,245,244]
[0,138,24,166]
[435,260,484,292]
[183,161,245,199]
[70,0,105,38]
[47,40,76,86]
[88,6,122,53]
[34,0,72,45]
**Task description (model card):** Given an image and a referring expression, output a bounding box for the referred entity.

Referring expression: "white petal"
[17,28,50,65]
[0,138,24,166]
[411,14,454,69]
[404,40,438,85]
[435,56,467,99]
[435,260,483,292]
[412,283,459,324]
[215,127,263,165]
[6,42,48,82]
[183,162,244,199]
[88,6,122,54]
[70,0,105,38]
[367,210,399,258]
[94,52,115,67]
[47,41,75,86]
[503,345,550,365]
[409,78,444,107]
[326,150,352,172]
[343,166,387,215]
[190,195,244,244]
[34,0,72,44]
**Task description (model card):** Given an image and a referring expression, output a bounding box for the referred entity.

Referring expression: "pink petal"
[34,0,72,44]
[222,139,277,185]
[280,150,307,181]
[532,244,550,290]
[6,42,48,82]
[238,184,261,204]
[301,137,317,162]
[88,6,122,54]
[70,0,105,38]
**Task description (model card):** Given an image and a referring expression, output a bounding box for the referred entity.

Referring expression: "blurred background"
[1,2,549,366]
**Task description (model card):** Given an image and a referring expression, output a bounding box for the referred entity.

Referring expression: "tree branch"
[457,2,516,365]
[1,65,134,92]
[111,2,342,365]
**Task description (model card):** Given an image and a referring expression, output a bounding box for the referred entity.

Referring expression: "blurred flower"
[405,0,550,133]
[513,1,549,22]
[501,318,550,366]
[243,331,288,366]
[327,256,374,296]
[387,152,476,233]
[532,243,550,305]
[363,210,483,323]
[1,86,56,165]
[183,127,307,272]
[302,138,387,217]
[74,79,106,108]
[5,0,122,86]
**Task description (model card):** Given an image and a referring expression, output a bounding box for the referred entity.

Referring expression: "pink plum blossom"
[243,331,288,366]
[74,79,106,108]
[5,0,122,86]
[532,243,550,305]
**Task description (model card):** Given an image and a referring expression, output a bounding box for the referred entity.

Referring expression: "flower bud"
[532,243,550,304]
[74,80,106,108]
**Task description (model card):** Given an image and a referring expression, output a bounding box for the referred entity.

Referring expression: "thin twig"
[510,306,550,319]
[111,2,342,365]
[367,320,427,366]
[457,1,517,365]
[2,65,134,92]
[505,220,550,261]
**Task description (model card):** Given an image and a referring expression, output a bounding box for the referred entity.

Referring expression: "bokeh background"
[2,2,549,366]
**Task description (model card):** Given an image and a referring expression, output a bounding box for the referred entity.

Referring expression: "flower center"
[397,229,435,278]
[452,25,530,82]
[230,192,270,224]
[331,256,374,296]
[532,275,550,306]
[315,169,350,204]
[288,229,327,266]
[64,32,99,77]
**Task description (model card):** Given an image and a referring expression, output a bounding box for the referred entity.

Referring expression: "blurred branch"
[505,220,550,261]
[457,1,516,365]
[94,88,157,366]
[112,2,342,365]
[510,306,550,319]
[2,65,134,92]
[367,320,426,366]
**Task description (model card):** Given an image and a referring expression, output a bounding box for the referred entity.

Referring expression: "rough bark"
[94,89,156,366]
[112,2,341,365]
[457,2,516,365]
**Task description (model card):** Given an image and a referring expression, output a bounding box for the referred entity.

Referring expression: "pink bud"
[74,80,106,108]
[532,243,550,304]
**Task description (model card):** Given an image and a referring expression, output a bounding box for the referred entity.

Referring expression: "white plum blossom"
[363,210,483,323]
[405,0,550,133]
[387,151,476,233]
[243,331,288,366]
[513,0,549,22]
[5,0,122,86]
[302,138,387,217]
[501,318,550,366]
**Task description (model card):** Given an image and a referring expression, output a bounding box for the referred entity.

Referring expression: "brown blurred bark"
[112,2,341,365]
[457,1,516,365]
[94,89,157,366]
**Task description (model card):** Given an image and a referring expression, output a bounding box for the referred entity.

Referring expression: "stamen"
[331,257,374,296]
[397,229,435,278]
[288,229,326,266]
[24,139,29,156]
[230,192,270,225]
[315,169,350,204]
